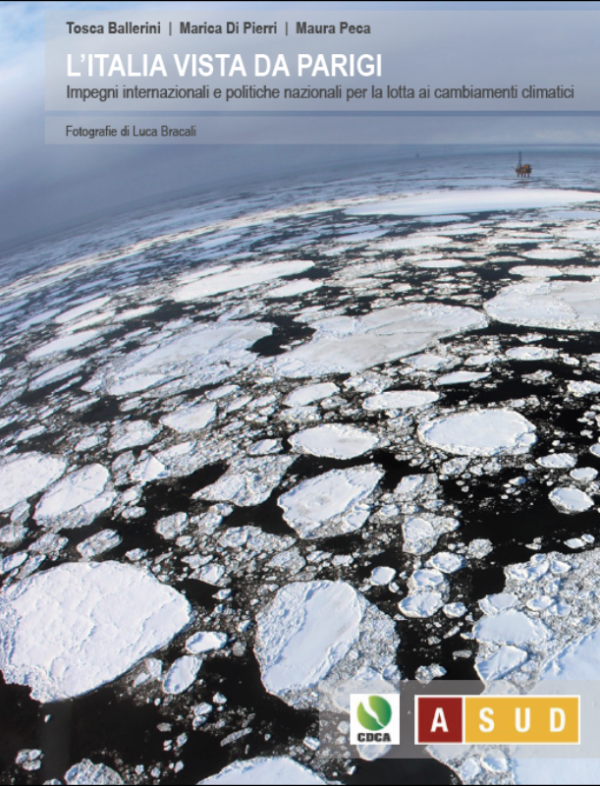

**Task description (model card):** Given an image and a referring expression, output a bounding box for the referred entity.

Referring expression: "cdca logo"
[350,694,400,745]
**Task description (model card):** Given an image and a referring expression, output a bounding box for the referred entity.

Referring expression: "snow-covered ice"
[254,580,398,709]
[162,655,202,695]
[278,466,383,538]
[288,424,378,459]
[419,408,536,456]
[172,260,314,300]
[549,486,594,513]
[35,464,115,529]
[0,453,67,513]
[363,390,439,411]
[196,455,294,507]
[487,280,600,332]
[274,303,487,377]
[199,757,326,785]
[0,561,192,702]
[161,402,217,433]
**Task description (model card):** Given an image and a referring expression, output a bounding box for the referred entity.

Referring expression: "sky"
[1,0,600,255]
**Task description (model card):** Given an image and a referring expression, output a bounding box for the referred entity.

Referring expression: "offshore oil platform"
[515,151,532,177]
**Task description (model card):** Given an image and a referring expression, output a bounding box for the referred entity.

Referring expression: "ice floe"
[486,280,600,332]
[283,382,338,407]
[35,464,116,529]
[254,580,398,709]
[288,424,378,459]
[419,408,536,456]
[199,757,326,785]
[162,655,202,694]
[274,303,487,377]
[172,260,314,300]
[0,453,67,513]
[160,402,217,433]
[549,486,594,513]
[278,466,383,538]
[363,390,440,411]
[0,561,191,702]
[196,455,294,507]
[98,321,272,396]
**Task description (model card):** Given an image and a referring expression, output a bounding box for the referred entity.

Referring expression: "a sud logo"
[350,694,400,745]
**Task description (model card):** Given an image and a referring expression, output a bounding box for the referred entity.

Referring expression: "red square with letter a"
[416,696,463,744]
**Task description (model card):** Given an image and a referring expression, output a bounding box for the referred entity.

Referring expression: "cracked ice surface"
[278,466,384,539]
[0,561,192,702]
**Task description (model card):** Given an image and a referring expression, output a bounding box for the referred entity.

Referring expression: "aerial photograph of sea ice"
[2,146,600,783]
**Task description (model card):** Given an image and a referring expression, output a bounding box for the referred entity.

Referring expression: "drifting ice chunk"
[35,464,115,529]
[523,247,581,260]
[435,371,489,385]
[278,466,383,539]
[419,409,536,457]
[0,453,67,512]
[27,330,100,361]
[402,514,460,555]
[254,580,398,710]
[474,609,548,646]
[363,390,439,411]
[64,759,123,785]
[509,266,563,279]
[0,561,192,702]
[398,591,444,618]
[536,453,577,469]
[196,455,294,507]
[186,631,228,654]
[102,321,272,396]
[283,383,338,407]
[370,566,396,585]
[161,402,217,433]
[163,655,202,694]
[266,280,322,298]
[506,346,557,361]
[55,296,111,324]
[567,380,600,397]
[289,424,378,459]
[172,260,314,300]
[199,757,326,785]
[549,486,594,513]
[255,581,361,695]
[29,359,86,390]
[274,303,487,377]
[486,280,600,332]
[76,529,121,559]
[428,552,466,573]
[378,234,452,250]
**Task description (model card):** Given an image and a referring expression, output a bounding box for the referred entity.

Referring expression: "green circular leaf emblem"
[356,695,393,731]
